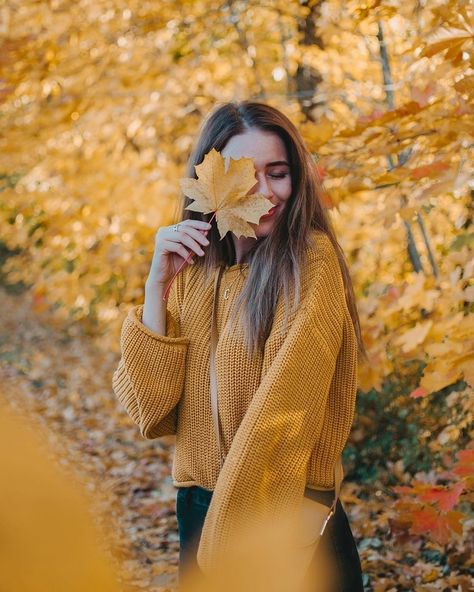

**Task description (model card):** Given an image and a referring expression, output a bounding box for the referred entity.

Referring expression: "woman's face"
[221,128,292,238]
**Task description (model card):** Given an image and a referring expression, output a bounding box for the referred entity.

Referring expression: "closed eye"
[269,173,289,179]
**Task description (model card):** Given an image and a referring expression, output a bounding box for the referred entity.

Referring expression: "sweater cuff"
[130,304,190,345]
[112,359,140,423]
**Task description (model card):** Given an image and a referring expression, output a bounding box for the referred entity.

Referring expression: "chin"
[251,206,284,238]
[253,219,277,238]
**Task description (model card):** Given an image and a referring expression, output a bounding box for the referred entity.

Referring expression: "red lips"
[261,205,278,219]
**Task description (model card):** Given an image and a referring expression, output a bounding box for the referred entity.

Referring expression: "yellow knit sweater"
[112,229,358,573]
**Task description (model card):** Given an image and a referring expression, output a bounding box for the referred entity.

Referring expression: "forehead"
[221,129,288,169]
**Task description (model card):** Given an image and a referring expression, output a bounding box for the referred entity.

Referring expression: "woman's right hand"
[146,219,212,286]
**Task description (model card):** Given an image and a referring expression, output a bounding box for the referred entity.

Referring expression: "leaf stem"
[162,212,216,300]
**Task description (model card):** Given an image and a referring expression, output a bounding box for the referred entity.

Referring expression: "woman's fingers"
[166,221,210,257]
[166,229,204,257]
[159,239,191,261]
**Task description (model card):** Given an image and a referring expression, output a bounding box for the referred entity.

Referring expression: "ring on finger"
[172,223,180,232]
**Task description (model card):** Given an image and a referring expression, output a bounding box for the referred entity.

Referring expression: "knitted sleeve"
[111,270,190,439]
[196,236,347,573]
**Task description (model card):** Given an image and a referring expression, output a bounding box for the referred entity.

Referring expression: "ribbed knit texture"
[112,229,358,574]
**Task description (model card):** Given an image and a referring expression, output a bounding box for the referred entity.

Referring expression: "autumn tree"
[0,0,472,582]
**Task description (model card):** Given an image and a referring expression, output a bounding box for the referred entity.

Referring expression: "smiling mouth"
[261,205,279,219]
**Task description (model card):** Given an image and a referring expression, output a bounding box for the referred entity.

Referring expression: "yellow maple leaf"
[393,319,433,353]
[179,147,273,239]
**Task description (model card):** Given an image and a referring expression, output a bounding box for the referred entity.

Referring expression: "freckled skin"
[221,128,292,262]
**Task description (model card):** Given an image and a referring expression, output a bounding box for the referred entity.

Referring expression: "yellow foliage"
[0,0,471,431]
[0,398,120,592]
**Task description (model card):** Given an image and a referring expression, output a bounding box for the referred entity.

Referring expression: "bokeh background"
[1,1,472,590]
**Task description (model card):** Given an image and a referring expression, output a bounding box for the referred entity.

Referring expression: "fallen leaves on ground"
[0,287,472,591]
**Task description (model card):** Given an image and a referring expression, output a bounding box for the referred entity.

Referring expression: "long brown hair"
[177,100,367,363]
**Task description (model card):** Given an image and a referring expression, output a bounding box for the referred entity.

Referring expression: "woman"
[112,101,366,591]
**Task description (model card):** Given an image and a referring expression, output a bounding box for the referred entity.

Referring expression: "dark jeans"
[176,485,364,591]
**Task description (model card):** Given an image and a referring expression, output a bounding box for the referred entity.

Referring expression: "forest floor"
[0,285,471,592]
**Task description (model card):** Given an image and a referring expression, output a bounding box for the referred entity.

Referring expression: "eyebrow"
[265,160,290,167]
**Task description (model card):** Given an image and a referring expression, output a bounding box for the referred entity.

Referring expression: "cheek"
[279,178,292,199]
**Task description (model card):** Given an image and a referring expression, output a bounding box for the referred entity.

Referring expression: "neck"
[232,235,257,264]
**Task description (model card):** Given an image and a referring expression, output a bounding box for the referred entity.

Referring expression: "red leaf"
[410,506,439,537]
[410,506,464,545]
[418,481,464,511]
[410,386,429,399]
[452,448,474,478]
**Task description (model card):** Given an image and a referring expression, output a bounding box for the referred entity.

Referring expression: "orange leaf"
[409,161,451,180]
[315,164,326,180]
[421,27,473,59]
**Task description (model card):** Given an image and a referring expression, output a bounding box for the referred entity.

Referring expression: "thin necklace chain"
[223,269,245,300]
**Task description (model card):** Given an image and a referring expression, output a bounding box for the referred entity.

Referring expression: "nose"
[252,172,273,198]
